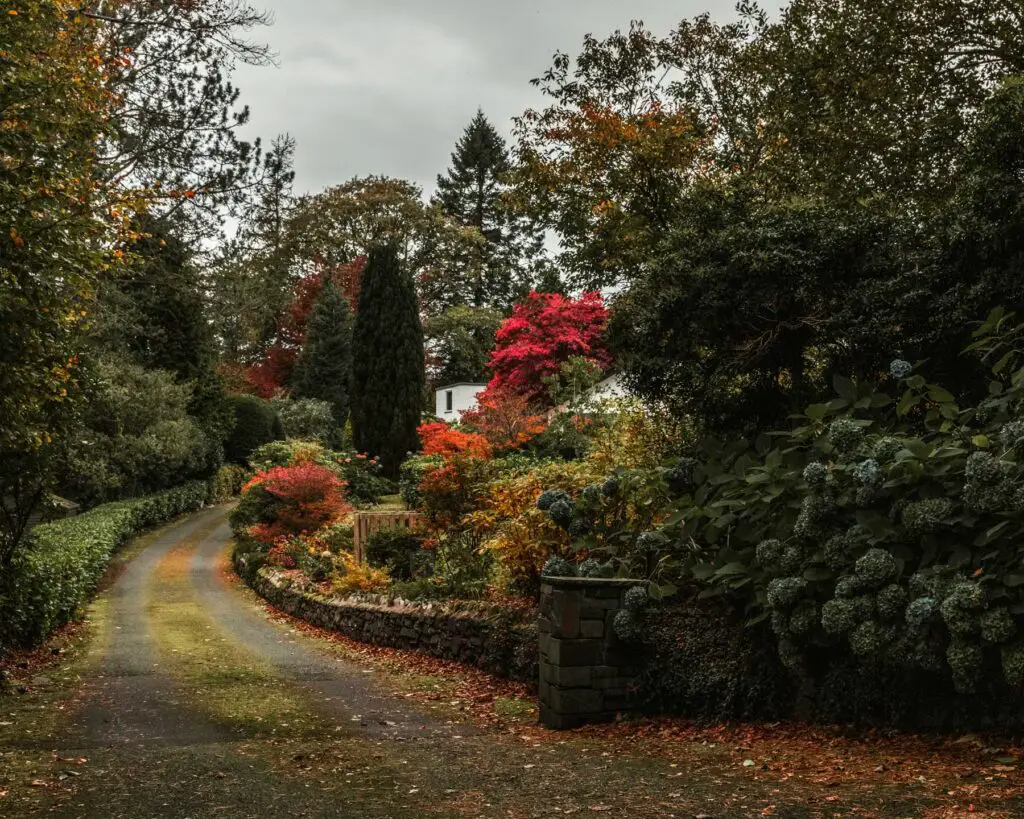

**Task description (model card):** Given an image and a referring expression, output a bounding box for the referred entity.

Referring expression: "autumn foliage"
[461,386,547,451]
[240,462,352,544]
[417,422,493,460]
[488,291,611,402]
[245,256,365,397]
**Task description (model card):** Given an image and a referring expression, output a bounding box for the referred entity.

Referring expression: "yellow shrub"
[466,460,602,585]
[331,551,390,595]
[587,399,692,471]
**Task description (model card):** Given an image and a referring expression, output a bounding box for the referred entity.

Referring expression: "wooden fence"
[352,511,423,564]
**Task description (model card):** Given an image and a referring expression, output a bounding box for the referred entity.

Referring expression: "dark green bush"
[0,481,207,652]
[224,395,284,464]
[366,528,428,581]
[639,602,796,722]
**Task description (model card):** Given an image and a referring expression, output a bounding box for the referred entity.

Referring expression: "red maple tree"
[487,291,611,403]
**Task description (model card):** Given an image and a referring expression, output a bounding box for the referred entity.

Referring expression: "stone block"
[552,589,581,638]
[584,585,624,601]
[542,664,592,688]
[580,618,604,639]
[580,598,622,618]
[547,638,603,667]
[549,687,602,715]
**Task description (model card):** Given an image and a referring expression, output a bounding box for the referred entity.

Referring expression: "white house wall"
[435,384,487,421]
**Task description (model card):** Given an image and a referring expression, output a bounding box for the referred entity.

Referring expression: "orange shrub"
[418,422,493,460]
[461,386,547,452]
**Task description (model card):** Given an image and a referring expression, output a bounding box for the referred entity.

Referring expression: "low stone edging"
[234,554,538,687]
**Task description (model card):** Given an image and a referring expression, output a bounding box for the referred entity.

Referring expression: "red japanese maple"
[242,462,351,543]
[487,291,611,403]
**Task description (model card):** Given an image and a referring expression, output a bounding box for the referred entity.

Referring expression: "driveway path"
[0,507,1002,818]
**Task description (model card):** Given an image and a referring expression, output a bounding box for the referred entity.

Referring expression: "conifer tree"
[292,281,353,430]
[350,245,425,477]
[427,110,551,312]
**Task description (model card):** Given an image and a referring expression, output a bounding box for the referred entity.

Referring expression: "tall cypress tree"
[430,110,551,311]
[292,280,353,429]
[350,245,425,478]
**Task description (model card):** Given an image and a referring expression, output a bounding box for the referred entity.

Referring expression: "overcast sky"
[233,0,739,199]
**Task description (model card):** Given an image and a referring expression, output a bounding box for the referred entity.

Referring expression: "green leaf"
[928,385,956,404]
[972,435,990,448]
[803,567,834,582]
[805,403,830,421]
[833,375,857,401]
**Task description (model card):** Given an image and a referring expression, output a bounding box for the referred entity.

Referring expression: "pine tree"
[428,110,550,312]
[350,245,425,478]
[292,281,353,430]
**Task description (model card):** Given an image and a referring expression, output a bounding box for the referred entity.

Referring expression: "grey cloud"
[234,0,739,197]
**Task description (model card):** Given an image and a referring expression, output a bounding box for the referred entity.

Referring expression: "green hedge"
[0,480,208,652]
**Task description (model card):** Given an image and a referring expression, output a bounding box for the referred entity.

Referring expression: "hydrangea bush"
[542,309,1024,692]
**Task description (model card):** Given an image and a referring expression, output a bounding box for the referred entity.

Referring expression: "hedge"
[0,480,208,653]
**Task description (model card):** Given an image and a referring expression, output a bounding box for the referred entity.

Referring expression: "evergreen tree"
[351,245,425,478]
[292,281,353,431]
[427,110,550,313]
[95,216,233,472]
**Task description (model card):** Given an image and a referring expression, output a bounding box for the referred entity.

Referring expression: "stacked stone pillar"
[538,576,643,729]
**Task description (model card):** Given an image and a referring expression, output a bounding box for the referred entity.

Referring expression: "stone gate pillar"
[538,576,643,729]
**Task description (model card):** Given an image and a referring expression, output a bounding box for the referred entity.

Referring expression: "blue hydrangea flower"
[853,458,883,488]
[537,489,570,512]
[821,598,858,634]
[802,461,828,488]
[635,531,667,553]
[965,451,1002,486]
[541,555,576,578]
[548,500,574,527]
[766,577,807,610]
[828,418,864,453]
[872,436,904,463]
[612,609,643,642]
[889,359,913,379]
[755,538,784,567]
[854,548,897,587]
[624,585,648,612]
[905,596,938,631]
[1000,420,1024,452]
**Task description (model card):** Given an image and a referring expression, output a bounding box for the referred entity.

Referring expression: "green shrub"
[224,395,284,464]
[63,358,213,505]
[207,464,247,504]
[271,397,338,443]
[0,481,207,651]
[566,309,1024,695]
[366,528,428,580]
[398,454,445,508]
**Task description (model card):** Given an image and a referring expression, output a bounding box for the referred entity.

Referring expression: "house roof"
[435,382,488,392]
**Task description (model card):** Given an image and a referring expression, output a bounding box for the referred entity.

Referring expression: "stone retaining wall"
[235,555,538,686]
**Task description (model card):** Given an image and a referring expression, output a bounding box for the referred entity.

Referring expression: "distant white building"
[586,373,630,404]
[435,382,488,421]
